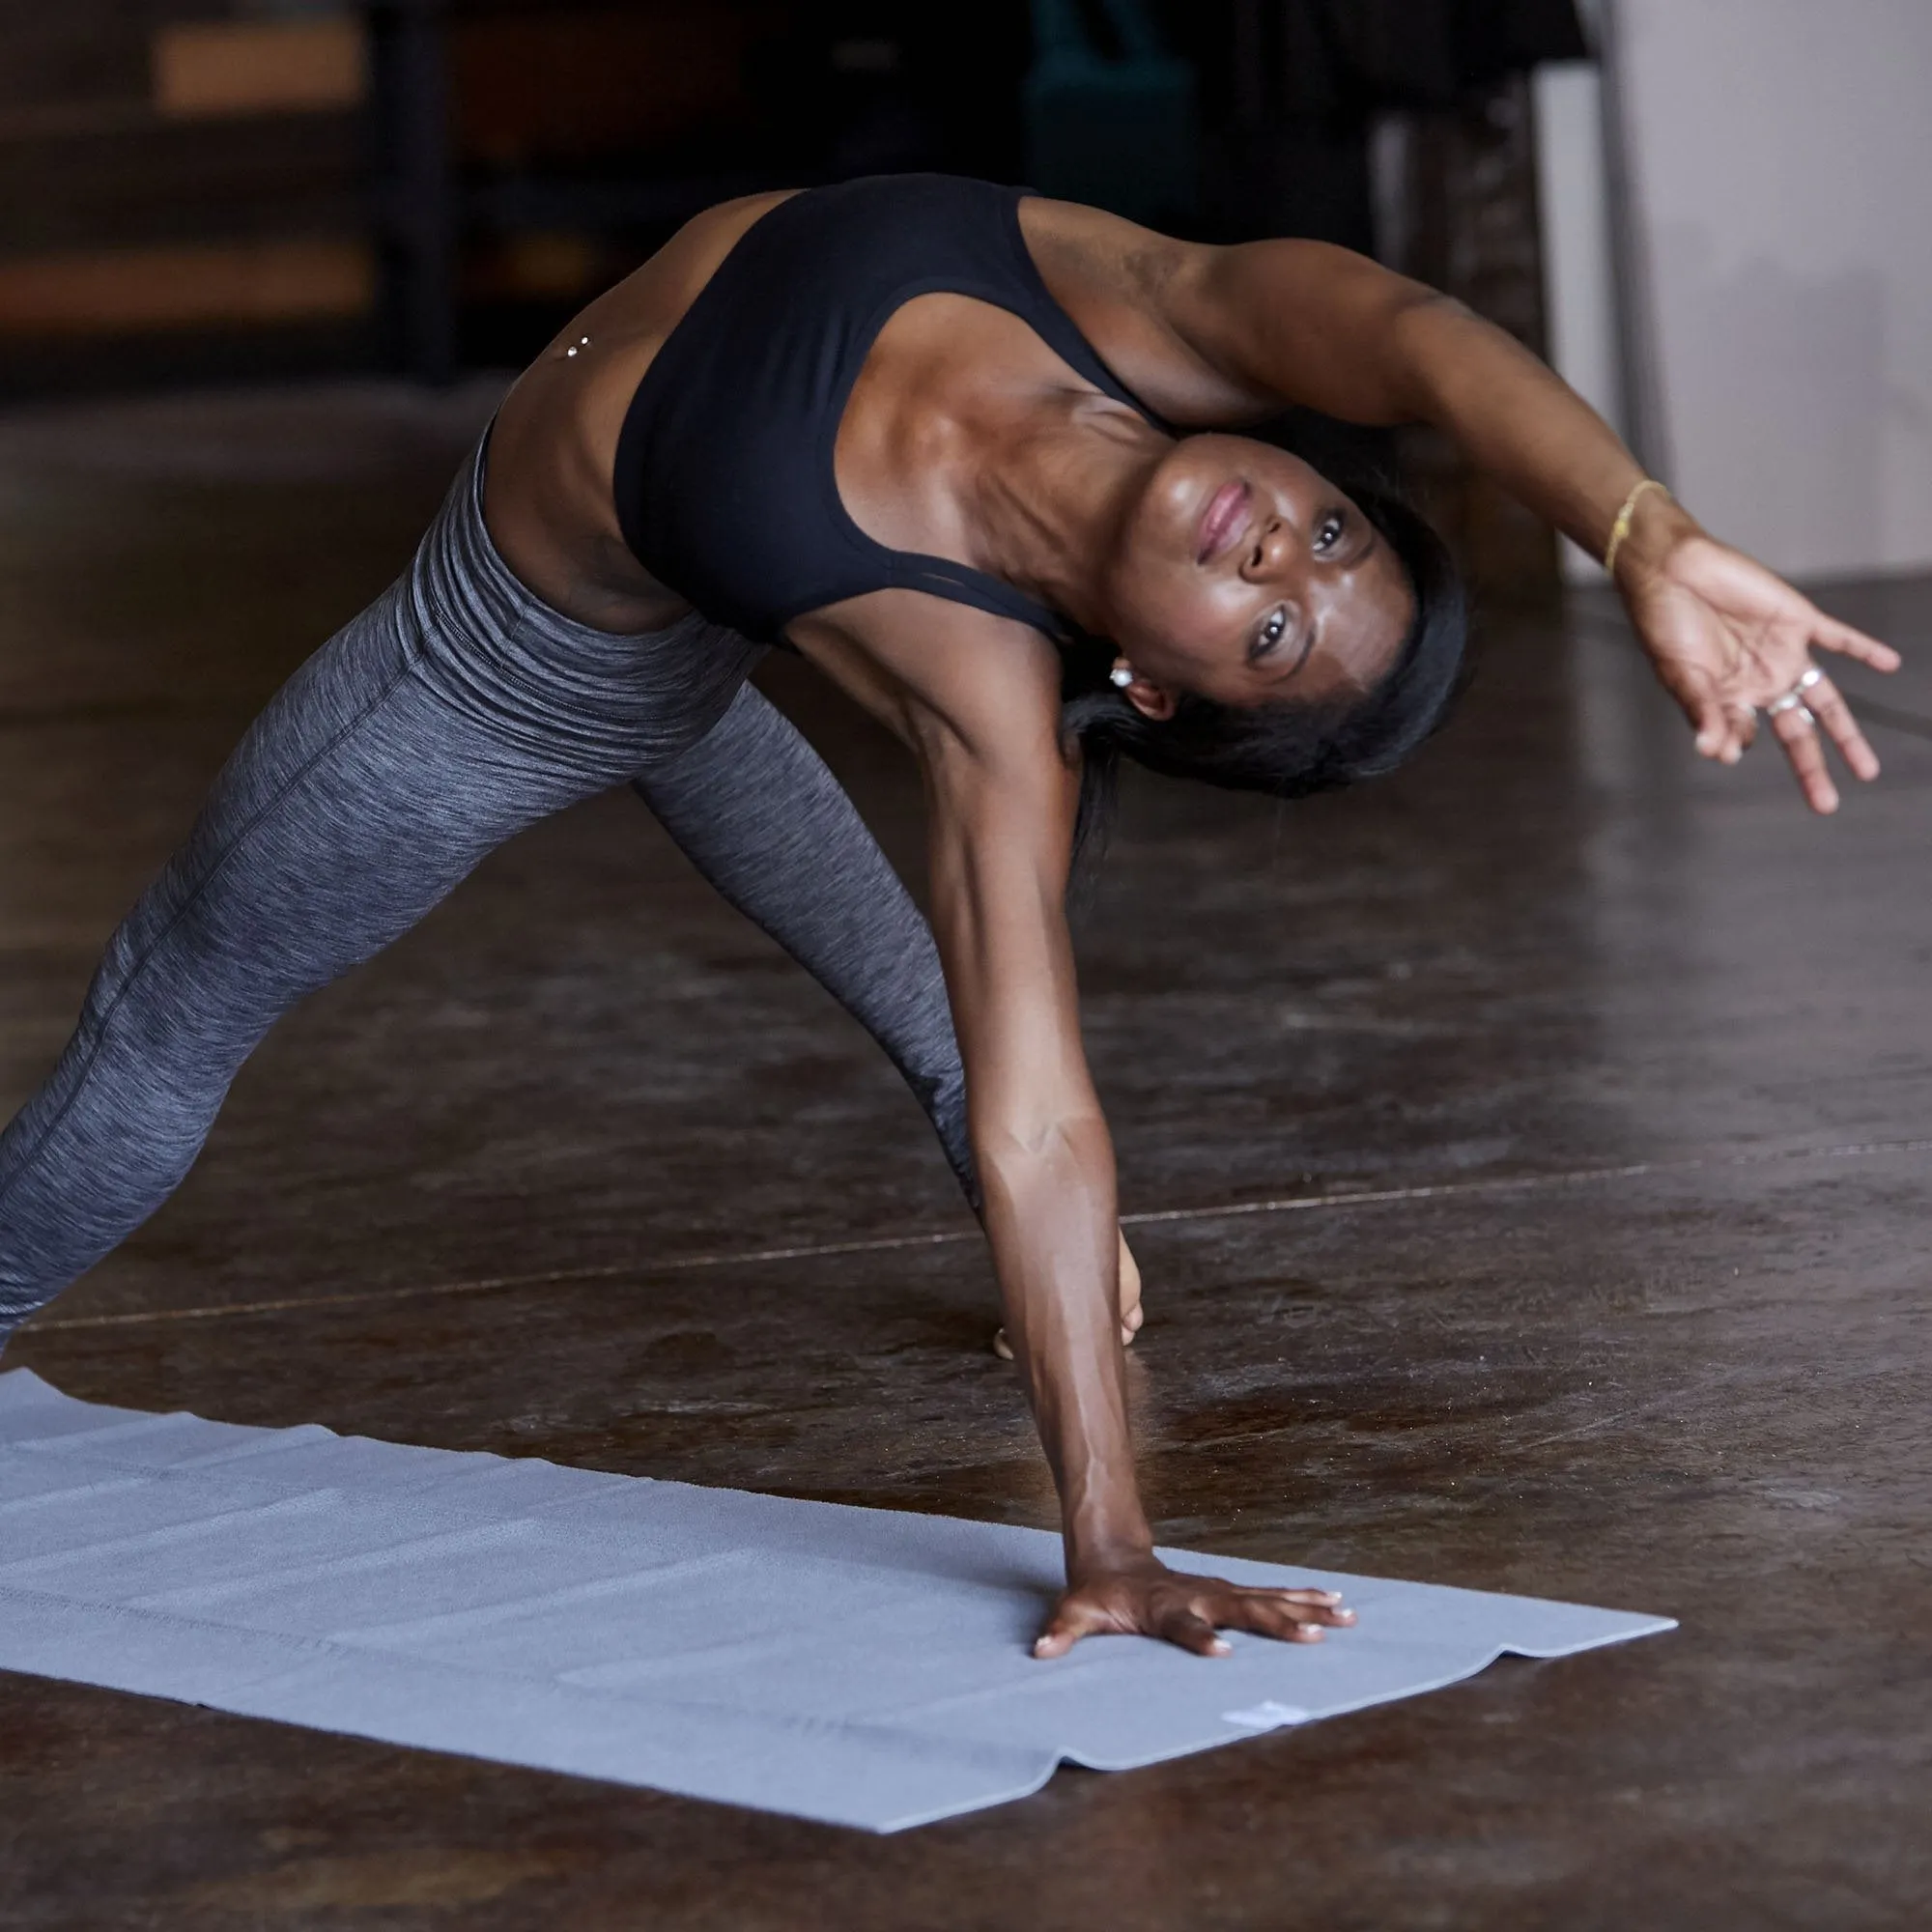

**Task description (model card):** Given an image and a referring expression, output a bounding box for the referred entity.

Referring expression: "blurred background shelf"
[0,0,1593,596]
[0,1,379,387]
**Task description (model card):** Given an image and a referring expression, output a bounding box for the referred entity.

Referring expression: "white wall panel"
[1534,60,1621,579]
[1613,0,1932,577]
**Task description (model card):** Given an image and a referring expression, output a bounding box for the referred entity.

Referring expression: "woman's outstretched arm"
[1189,241,1903,810]
[1037,207,1902,811]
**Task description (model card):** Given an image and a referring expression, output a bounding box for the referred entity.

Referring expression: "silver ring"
[1767,666,1824,716]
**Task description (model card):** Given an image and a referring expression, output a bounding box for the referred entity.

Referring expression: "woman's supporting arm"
[909,627,1350,1654]
[923,702,1141,1579]
[633,679,977,1211]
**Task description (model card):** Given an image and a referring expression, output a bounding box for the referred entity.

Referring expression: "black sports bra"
[611,173,1163,647]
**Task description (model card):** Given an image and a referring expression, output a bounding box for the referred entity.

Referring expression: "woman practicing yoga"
[0,175,1897,1658]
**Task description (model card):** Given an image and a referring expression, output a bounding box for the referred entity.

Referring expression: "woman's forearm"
[1380,277,1901,811]
[1391,299,1688,562]
[977,1114,1152,1569]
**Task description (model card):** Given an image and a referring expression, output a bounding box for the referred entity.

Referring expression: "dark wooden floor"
[0,385,1927,1930]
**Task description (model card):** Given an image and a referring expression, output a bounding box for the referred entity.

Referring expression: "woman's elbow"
[970,1107,1114,1202]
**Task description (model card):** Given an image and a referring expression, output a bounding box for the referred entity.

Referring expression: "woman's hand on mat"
[1614,505,1901,813]
[1034,1557,1354,1659]
[994,1226,1143,1359]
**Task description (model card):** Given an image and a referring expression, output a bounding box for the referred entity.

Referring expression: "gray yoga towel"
[0,1369,1673,1831]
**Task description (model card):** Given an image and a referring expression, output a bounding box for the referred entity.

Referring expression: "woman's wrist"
[1066,1536,1160,1580]
[1063,1490,1156,1573]
[1609,486,1701,593]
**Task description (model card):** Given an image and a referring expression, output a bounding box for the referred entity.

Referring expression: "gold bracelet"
[1603,478,1670,577]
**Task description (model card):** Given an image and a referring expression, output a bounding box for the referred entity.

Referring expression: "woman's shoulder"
[1017,195,1198,292]
[1013,198,1235,424]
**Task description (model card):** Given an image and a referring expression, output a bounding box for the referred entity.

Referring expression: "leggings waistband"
[402,434,764,768]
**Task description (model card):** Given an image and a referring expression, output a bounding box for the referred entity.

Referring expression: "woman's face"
[1100,436,1415,714]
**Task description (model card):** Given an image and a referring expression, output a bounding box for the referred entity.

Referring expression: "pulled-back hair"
[1059,418,1468,858]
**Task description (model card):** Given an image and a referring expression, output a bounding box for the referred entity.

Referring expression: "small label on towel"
[1221,1700,1312,1731]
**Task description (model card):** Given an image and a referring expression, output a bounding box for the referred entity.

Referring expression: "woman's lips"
[1196,480,1251,564]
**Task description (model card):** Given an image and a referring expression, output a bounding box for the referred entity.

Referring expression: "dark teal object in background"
[1024,0,1199,226]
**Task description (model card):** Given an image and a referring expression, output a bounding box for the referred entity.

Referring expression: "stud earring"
[1109,665,1135,690]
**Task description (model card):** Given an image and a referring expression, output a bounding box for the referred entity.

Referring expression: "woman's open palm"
[1623,532,1901,813]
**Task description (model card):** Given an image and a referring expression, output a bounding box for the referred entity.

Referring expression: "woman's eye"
[1316,513,1346,554]
[1256,609,1288,654]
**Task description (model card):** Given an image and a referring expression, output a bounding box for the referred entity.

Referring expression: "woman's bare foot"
[995,1227,1143,1359]
[1117,1226,1145,1341]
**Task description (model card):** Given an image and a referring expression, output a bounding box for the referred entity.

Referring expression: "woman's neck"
[965,389,1169,636]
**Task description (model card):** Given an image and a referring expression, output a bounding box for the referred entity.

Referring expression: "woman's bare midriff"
[482,191,800,636]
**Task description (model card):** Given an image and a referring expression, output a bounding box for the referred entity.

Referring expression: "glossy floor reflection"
[1,386,1927,1930]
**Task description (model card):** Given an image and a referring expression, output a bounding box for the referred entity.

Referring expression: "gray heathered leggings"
[0,442,972,1344]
